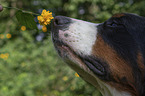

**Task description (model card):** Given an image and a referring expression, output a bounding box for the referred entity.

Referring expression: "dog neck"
[65,58,132,96]
[98,82,132,96]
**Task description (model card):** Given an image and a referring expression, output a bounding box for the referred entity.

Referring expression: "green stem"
[3,6,40,16]
[3,6,21,10]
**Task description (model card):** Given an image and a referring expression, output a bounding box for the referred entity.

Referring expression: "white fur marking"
[59,19,98,55]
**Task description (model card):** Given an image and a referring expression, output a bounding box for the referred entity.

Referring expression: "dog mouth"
[53,39,77,59]
[54,40,74,58]
[53,38,106,77]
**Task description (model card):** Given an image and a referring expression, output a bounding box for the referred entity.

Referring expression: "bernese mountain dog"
[51,13,145,96]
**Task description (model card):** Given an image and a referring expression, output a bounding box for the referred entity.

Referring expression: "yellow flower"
[0,53,9,60]
[62,76,68,81]
[6,33,12,39]
[75,73,80,77]
[0,54,4,58]
[0,34,4,39]
[37,9,54,25]
[21,26,26,31]
[4,53,9,60]
[5,53,9,57]
[42,25,47,32]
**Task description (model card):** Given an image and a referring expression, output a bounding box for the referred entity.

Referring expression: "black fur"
[98,13,145,96]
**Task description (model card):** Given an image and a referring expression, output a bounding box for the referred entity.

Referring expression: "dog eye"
[110,22,118,27]
[104,20,123,28]
[106,21,119,27]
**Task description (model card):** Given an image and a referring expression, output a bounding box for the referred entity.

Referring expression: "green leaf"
[16,10,38,30]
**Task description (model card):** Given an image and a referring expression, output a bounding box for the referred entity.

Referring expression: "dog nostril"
[54,18,64,26]
[54,18,63,26]
[55,19,59,25]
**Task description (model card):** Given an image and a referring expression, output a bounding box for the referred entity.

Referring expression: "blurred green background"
[0,0,145,96]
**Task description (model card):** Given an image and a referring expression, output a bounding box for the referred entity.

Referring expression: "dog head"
[51,13,145,96]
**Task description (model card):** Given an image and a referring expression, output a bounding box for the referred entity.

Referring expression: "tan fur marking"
[92,36,137,95]
[112,13,125,18]
[137,52,145,78]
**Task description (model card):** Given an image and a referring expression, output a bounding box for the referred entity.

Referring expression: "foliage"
[16,10,38,30]
[0,0,145,96]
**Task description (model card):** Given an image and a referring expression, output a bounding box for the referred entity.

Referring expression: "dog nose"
[53,16,71,27]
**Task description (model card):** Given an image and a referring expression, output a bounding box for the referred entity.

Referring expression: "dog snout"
[53,16,71,27]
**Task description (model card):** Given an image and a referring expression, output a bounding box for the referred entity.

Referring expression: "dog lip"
[84,60,105,76]
[54,39,78,59]
[53,39,67,47]
[53,39,71,51]
[81,56,107,77]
